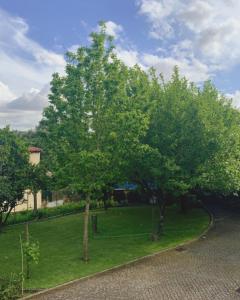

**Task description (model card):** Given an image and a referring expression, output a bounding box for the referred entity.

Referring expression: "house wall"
[14,150,42,212]
[14,191,42,212]
[29,152,40,165]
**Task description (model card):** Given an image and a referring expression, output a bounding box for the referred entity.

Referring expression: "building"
[14,146,42,212]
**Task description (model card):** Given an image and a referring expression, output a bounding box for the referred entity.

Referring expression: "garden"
[1,22,240,299]
[0,205,209,291]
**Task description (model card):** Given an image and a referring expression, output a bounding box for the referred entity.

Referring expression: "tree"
[0,127,29,231]
[130,68,240,224]
[198,84,240,194]
[38,23,149,261]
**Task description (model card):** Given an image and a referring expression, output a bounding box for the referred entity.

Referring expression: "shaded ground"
[28,200,240,300]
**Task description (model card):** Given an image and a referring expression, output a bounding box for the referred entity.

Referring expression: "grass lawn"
[0,205,209,289]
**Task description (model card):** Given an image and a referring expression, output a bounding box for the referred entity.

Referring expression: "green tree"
[198,84,240,193]
[0,127,29,231]
[38,23,149,261]
[131,68,240,221]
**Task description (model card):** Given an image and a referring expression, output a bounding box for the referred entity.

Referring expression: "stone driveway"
[29,201,240,300]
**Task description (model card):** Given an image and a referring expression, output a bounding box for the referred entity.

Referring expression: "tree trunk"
[33,192,38,213]
[25,223,30,279]
[19,235,24,296]
[0,206,14,232]
[0,212,3,233]
[156,191,167,237]
[103,190,108,211]
[82,194,90,262]
[180,195,187,214]
[3,206,13,225]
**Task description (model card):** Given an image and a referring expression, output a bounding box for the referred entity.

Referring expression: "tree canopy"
[33,23,240,252]
[0,127,29,229]
[38,24,150,260]
[35,23,240,205]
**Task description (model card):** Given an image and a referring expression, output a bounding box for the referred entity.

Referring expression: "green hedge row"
[6,199,119,226]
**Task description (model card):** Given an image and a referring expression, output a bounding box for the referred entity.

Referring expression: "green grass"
[0,205,209,289]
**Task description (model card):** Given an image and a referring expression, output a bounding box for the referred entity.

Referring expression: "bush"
[0,274,22,300]
[6,199,119,226]
[106,198,118,207]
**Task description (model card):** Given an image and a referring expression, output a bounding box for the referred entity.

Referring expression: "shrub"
[106,198,118,207]
[6,199,119,226]
[0,274,22,300]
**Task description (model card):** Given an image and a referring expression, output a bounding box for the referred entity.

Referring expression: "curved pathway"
[29,201,240,300]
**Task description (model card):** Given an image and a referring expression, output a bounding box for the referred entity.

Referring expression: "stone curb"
[20,206,213,300]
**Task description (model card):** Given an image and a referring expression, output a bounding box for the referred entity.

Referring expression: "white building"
[14,146,42,212]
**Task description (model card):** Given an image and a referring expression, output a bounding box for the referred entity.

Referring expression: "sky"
[0,0,240,130]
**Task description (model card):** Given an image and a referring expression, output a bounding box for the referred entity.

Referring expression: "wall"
[14,150,42,212]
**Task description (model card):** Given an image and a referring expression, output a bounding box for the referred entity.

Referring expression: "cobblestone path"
[30,202,240,300]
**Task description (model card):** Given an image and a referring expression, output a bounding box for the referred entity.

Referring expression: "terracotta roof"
[28,146,42,153]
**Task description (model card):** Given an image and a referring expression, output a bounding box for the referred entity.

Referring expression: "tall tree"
[130,68,240,217]
[198,83,240,193]
[38,23,149,261]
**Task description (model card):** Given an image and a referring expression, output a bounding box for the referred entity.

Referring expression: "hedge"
[6,199,119,226]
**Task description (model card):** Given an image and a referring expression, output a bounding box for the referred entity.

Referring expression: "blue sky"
[0,0,240,130]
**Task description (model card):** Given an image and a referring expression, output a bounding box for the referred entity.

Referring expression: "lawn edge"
[20,206,213,300]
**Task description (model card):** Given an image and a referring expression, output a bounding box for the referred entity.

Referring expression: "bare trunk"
[33,192,38,213]
[156,190,167,237]
[25,223,30,279]
[180,195,187,214]
[25,222,29,241]
[82,195,90,262]
[19,235,24,296]
[0,206,14,232]
[3,206,13,224]
[0,212,3,233]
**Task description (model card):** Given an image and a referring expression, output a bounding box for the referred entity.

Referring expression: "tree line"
[1,23,240,260]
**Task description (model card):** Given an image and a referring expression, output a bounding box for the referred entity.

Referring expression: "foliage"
[27,164,48,195]
[32,24,240,245]
[37,23,149,260]
[22,234,40,280]
[129,68,240,211]
[0,127,29,230]
[0,274,21,300]
[23,240,40,266]
[38,24,149,196]
[5,200,118,226]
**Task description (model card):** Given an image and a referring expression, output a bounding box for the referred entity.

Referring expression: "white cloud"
[179,1,214,32]
[0,84,50,130]
[0,9,65,67]
[6,85,49,111]
[68,44,80,52]
[0,8,65,130]
[0,8,65,96]
[137,0,240,70]
[0,81,16,103]
[96,21,123,39]
[142,53,209,82]
[137,0,177,39]
[104,21,123,38]
[115,47,141,67]
[0,109,43,131]
[226,90,240,108]
[114,46,209,82]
